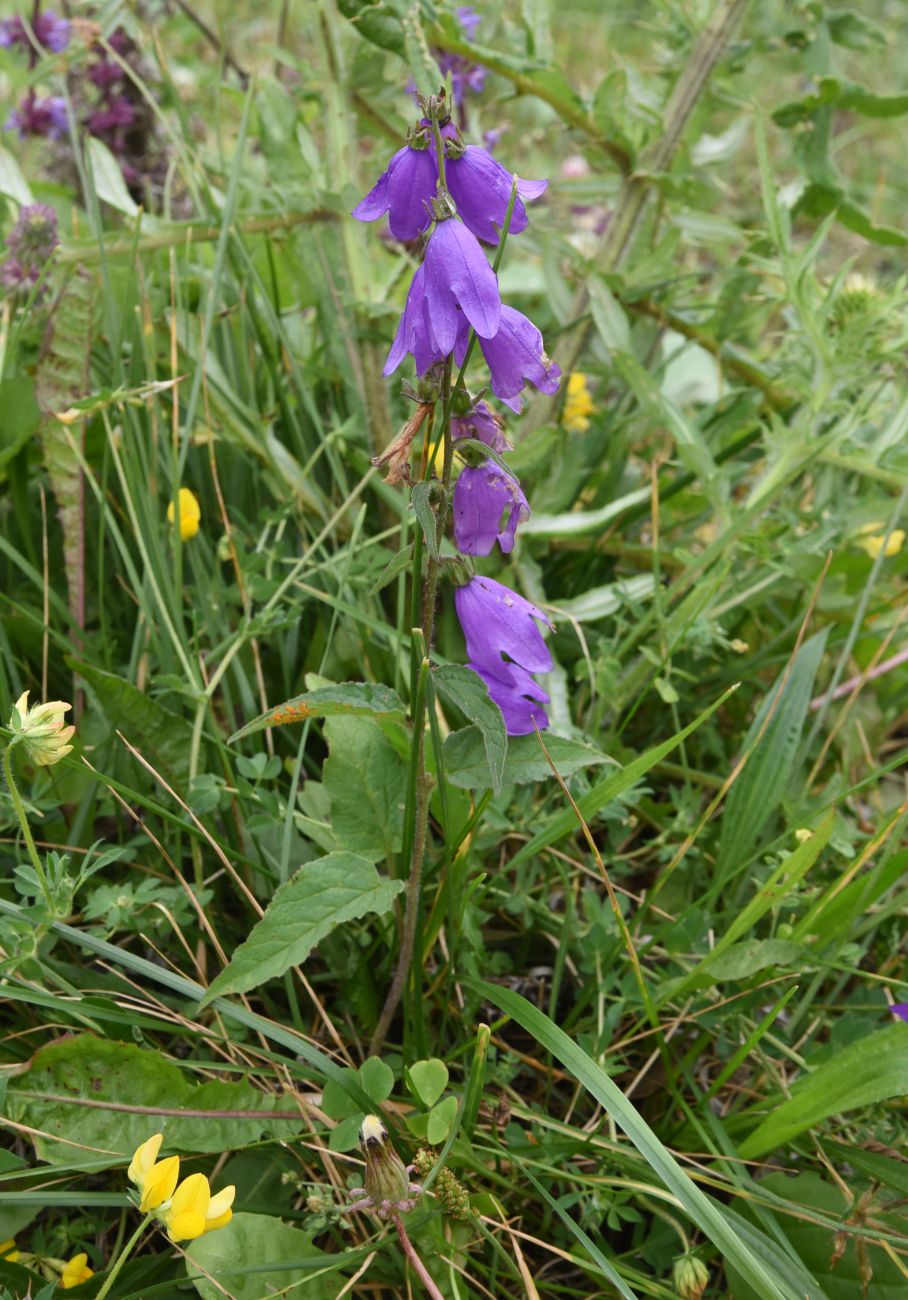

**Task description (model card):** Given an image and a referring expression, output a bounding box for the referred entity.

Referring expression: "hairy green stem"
[527,0,750,430]
[94,1214,152,1300]
[3,743,54,912]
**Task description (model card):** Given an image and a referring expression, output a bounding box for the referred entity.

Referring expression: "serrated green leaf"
[411,480,440,560]
[323,715,407,860]
[434,664,506,795]
[201,853,404,1004]
[69,658,194,785]
[444,728,612,791]
[229,682,405,742]
[740,1024,908,1158]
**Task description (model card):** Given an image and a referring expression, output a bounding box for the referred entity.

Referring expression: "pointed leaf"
[229,682,405,742]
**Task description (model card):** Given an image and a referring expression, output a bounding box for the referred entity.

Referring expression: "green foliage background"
[1,0,907,1296]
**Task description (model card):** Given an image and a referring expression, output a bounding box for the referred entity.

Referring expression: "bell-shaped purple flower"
[352,143,437,243]
[5,94,67,139]
[455,305,561,412]
[451,399,511,452]
[424,218,501,349]
[454,463,529,555]
[447,148,547,245]
[472,659,550,735]
[455,576,553,736]
[383,265,449,377]
[0,11,71,52]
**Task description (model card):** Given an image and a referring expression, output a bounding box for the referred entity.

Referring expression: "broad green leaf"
[185,1213,343,1300]
[434,664,506,794]
[509,688,735,868]
[86,136,140,217]
[699,938,804,982]
[0,144,34,204]
[472,982,812,1300]
[5,1036,305,1166]
[727,1174,906,1300]
[426,1094,458,1144]
[337,0,406,59]
[739,1023,908,1158]
[0,378,41,470]
[202,853,404,1004]
[716,631,827,881]
[323,715,407,859]
[68,658,194,785]
[444,728,612,790]
[407,1058,449,1108]
[229,681,405,742]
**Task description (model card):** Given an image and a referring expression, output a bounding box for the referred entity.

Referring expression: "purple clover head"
[5,94,67,139]
[87,96,137,135]
[453,463,529,555]
[456,304,561,411]
[352,140,436,243]
[451,398,511,452]
[7,202,59,262]
[447,147,547,245]
[0,11,71,52]
[472,660,550,735]
[0,257,36,291]
[88,57,125,91]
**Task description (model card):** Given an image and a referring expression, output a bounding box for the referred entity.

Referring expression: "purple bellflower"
[892,1005,908,1023]
[436,6,486,106]
[0,10,71,52]
[384,218,501,375]
[5,93,67,139]
[353,129,546,247]
[453,463,529,555]
[451,398,511,452]
[454,305,561,411]
[455,576,553,736]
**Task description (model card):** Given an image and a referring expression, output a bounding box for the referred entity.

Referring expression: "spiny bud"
[360,1115,410,1209]
[673,1253,709,1300]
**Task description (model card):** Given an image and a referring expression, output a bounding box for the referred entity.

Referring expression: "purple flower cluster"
[6,93,67,139]
[0,202,59,297]
[354,105,557,736]
[0,10,71,52]
[1,9,70,140]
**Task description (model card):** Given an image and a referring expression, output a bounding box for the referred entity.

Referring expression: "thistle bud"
[8,692,75,767]
[673,1253,709,1300]
[360,1115,410,1209]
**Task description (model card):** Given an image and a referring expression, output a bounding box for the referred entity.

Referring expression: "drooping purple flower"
[352,141,437,243]
[472,659,550,735]
[892,1005,908,1023]
[451,399,511,452]
[455,575,553,735]
[454,463,529,555]
[447,148,546,245]
[383,265,449,377]
[0,10,71,52]
[5,93,67,139]
[455,305,561,411]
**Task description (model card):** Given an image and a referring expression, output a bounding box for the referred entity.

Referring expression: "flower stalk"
[2,743,54,912]
[93,1214,152,1300]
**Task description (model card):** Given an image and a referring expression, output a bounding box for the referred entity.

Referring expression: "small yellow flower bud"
[562,372,596,433]
[854,522,904,559]
[360,1114,410,1209]
[167,488,201,541]
[8,691,75,766]
[673,1253,710,1300]
[795,828,813,844]
[61,1252,94,1289]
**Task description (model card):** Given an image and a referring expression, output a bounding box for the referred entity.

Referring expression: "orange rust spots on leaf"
[266,704,314,726]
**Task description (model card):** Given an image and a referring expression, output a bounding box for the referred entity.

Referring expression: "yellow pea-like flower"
[127,1133,180,1211]
[8,691,75,766]
[203,1184,236,1234]
[162,1172,211,1242]
[167,488,201,541]
[855,522,905,559]
[61,1252,94,1289]
[562,372,596,433]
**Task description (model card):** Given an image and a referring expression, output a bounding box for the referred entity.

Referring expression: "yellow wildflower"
[61,1253,94,1289]
[562,372,596,433]
[8,691,75,767]
[0,1239,19,1262]
[167,488,201,541]
[127,1133,180,1212]
[855,522,905,559]
[161,1171,235,1242]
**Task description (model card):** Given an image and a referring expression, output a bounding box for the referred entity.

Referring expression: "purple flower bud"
[455,575,553,736]
[453,463,528,555]
[451,399,511,452]
[352,141,437,243]
[0,11,71,52]
[455,304,561,411]
[447,147,546,245]
[5,94,67,139]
